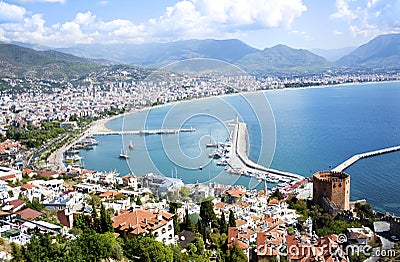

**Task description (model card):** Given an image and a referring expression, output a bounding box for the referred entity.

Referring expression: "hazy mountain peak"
[336,33,400,68]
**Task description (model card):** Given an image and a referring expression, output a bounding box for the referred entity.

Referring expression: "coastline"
[48,79,399,173]
[101,80,400,132]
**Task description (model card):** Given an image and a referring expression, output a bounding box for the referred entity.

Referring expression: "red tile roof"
[37,170,57,178]
[0,174,16,181]
[21,184,36,190]
[112,209,174,235]
[7,199,25,209]
[227,227,249,250]
[224,187,245,198]
[16,208,42,220]
[99,191,122,198]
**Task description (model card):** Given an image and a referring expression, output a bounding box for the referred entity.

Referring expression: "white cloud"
[98,0,109,5]
[0,0,308,47]
[75,11,96,26]
[149,0,307,41]
[330,0,357,20]
[0,1,26,21]
[193,0,307,28]
[331,0,400,40]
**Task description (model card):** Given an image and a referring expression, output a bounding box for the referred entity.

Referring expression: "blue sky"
[0,0,398,50]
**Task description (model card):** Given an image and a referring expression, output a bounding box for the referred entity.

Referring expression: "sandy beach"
[47,113,126,172]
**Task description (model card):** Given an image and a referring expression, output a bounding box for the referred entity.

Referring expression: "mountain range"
[0,43,100,80]
[2,33,400,80]
[336,34,400,69]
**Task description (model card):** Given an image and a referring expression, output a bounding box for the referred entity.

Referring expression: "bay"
[79,81,400,215]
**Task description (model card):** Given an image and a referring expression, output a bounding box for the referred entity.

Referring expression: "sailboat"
[128,140,134,150]
[119,148,129,159]
[206,129,218,147]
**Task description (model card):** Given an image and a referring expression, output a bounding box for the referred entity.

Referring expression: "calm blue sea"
[78,82,400,215]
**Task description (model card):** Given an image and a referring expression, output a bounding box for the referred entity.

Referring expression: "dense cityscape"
[0,62,400,261]
[1,0,400,261]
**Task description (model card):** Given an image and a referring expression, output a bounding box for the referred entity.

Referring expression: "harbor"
[59,127,196,170]
[332,145,400,172]
[89,127,196,136]
[218,119,304,183]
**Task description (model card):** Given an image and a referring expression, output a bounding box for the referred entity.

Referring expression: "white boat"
[82,138,98,145]
[216,159,228,166]
[119,149,129,159]
[65,155,82,163]
[128,140,134,150]
[266,176,280,183]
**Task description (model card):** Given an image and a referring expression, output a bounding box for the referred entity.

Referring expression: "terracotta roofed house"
[16,208,42,220]
[112,208,175,245]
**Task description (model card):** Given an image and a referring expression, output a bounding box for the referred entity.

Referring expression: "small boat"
[82,138,98,145]
[266,177,280,183]
[65,155,82,163]
[65,149,79,155]
[216,158,228,166]
[129,140,134,150]
[206,143,218,148]
[71,144,83,150]
[119,149,129,159]
[83,144,94,150]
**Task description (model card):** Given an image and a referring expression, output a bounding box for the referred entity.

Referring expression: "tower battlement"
[313,171,350,212]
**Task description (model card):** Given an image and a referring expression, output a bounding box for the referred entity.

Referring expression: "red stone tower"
[313,171,350,211]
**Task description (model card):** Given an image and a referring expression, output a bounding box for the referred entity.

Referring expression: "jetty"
[227,120,304,182]
[332,145,400,172]
[89,127,196,136]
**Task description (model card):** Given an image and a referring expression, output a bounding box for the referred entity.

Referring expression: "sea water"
[78,81,400,214]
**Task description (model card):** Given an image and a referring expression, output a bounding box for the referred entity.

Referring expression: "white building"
[112,208,175,245]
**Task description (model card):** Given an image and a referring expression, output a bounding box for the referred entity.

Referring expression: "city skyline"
[0,0,398,50]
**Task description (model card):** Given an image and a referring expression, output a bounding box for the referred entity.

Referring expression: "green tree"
[123,236,173,262]
[219,212,227,234]
[10,242,24,262]
[183,208,195,232]
[22,234,64,262]
[73,213,90,231]
[200,199,216,228]
[209,233,228,261]
[136,196,143,206]
[193,236,205,255]
[270,188,284,200]
[100,204,114,233]
[287,196,309,221]
[179,186,191,198]
[226,242,247,262]
[228,209,236,228]
[169,202,182,234]
[91,201,101,233]
[171,244,184,262]
[76,231,123,261]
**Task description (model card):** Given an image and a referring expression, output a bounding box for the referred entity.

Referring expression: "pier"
[89,127,196,136]
[227,121,304,182]
[332,145,400,172]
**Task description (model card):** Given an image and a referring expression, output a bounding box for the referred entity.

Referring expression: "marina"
[88,127,196,136]
[224,119,304,182]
